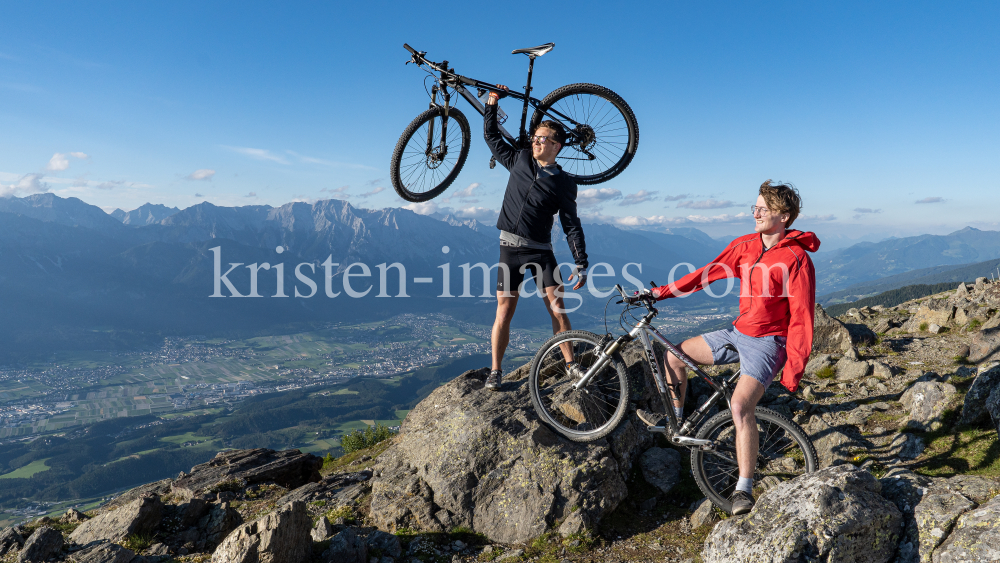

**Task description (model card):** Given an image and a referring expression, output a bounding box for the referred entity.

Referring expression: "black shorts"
[497,244,563,293]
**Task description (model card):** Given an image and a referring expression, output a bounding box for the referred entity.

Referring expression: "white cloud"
[404,201,439,215]
[357,186,385,198]
[915,197,944,204]
[799,214,837,222]
[453,183,480,199]
[244,192,257,198]
[95,180,124,190]
[225,146,289,164]
[186,169,216,181]
[0,173,49,197]
[320,186,350,198]
[663,194,689,202]
[619,190,657,206]
[853,208,881,214]
[577,187,622,207]
[46,152,89,171]
[677,199,738,210]
[286,150,377,170]
[454,206,498,221]
[47,153,69,171]
[194,193,205,198]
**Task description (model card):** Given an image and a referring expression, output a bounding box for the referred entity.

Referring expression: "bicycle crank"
[671,436,715,450]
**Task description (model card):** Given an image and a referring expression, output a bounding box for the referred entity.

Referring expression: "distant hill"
[815,227,1000,293]
[824,283,960,317]
[818,257,1000,305]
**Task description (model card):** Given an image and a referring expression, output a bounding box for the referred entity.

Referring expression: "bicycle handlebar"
[403,43,416,55]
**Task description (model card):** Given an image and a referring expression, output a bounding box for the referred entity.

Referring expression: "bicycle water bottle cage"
[511,43,555,57]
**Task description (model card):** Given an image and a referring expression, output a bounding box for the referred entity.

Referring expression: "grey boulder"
[836,356,873,381]
[969,327,1000,363]
[701,465,902,563]
[689,498,718,529]
[639,447,682,495]
[958,363,1000,426]
[69,494,163,545]
[321,528,367,563]
[17,526,63,563]
[901,381,957,431]
[67,542,137,563]
[172,448,322,500]
[210,501,312,563]
[370,368,647,543]
[912,488,975,563]
[932,494,1000,562]
[807,415,854,468]
[278,470,371,507]
[365,530,402,559]
[0,527,24,556]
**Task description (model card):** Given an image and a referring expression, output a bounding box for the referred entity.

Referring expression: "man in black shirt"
[483,86,589,390]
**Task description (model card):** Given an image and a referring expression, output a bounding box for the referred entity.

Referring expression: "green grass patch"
[919,322,929,332]
[320,439,394,476]
[917,425,1000,479]
[0,458,50,480]
[816,365,837,380]
[968,319,983,331]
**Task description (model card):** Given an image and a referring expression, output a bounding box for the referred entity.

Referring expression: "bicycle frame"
[572,296,743,446]
[405,43,589,151]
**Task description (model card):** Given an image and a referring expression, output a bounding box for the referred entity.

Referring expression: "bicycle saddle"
[512,43,554,57]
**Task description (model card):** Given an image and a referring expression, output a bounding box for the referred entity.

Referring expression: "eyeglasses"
[531,135,551,145]
[750,205,772,217]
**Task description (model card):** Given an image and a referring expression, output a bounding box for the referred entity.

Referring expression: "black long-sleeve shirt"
[484,104,589,270]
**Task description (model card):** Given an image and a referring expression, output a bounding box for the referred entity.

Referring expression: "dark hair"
[759,180,802,228]
[532,120,566,146]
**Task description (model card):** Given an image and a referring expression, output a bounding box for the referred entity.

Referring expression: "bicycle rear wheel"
[390,106,471,202]
[528,330,630,442]
[529,83,639,185]
[691,406,818,513]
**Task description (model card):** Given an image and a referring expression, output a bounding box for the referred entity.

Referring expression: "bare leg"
[730,375,766,480]
[664,335,715,411]
[542,285,574,362]
[491,290,519,371]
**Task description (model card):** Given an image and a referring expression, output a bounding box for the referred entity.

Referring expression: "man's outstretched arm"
[653,241,742,300]
[484,88,517,171]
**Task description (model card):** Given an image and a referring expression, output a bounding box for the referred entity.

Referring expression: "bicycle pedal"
[489,156,496,169]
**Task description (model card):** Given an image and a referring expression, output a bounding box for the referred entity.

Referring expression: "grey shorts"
[701,326,787,388]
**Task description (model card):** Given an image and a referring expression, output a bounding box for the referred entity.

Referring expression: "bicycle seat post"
[518,56,536,144]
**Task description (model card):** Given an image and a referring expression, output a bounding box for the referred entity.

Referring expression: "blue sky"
[1,1,997,245]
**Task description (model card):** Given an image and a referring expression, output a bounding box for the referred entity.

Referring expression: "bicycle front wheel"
[528,330,630,442]
[691,407,818,513]
[530,83,639,185]
[390,106,471,202]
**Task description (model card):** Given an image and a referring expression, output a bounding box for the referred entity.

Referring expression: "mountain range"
[3,193,1000,364]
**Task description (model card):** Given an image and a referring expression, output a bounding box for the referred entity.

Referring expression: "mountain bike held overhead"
[390,42,639,202]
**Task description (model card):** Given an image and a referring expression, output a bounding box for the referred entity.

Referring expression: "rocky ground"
[2,280,1000,563]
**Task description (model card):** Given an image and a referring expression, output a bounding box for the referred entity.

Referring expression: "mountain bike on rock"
[390,43,639,202]
[527,284,818,513]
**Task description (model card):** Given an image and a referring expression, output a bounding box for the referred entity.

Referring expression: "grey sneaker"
[485,370,502,391]
[729,490,755,516]
[636,408,665,429]
[565,361,586,380]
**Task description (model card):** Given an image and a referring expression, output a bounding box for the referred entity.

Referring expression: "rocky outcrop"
[370,367,650,543]
[932,494,1000,562]
[639,447,681,495]
[958,363,1000,425]
[172,449,322,500]
[969,327,1000,363]
[277,470,371,507]
[912,488,976,562]
[321,528,367,563]
[813,304,876,352]
[689,498,718,529]
[69,494,163,545]
[836,355,873,381]
[987,386,1000,436]
[365,530,402,559]
[67,542,137,563]
[901,381,957,432]
[807,415,854,468]
[210,501,312,563]
[701,465,902,563]
[17,526,63,563]
[0,527,24,556]
[905,300,956,332]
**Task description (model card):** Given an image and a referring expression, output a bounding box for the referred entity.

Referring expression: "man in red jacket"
[640,180,819,516]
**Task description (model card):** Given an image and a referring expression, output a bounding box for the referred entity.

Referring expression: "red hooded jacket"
[652,230,821,392]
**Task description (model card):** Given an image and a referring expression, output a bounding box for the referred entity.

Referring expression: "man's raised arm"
[484,88,516,170]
